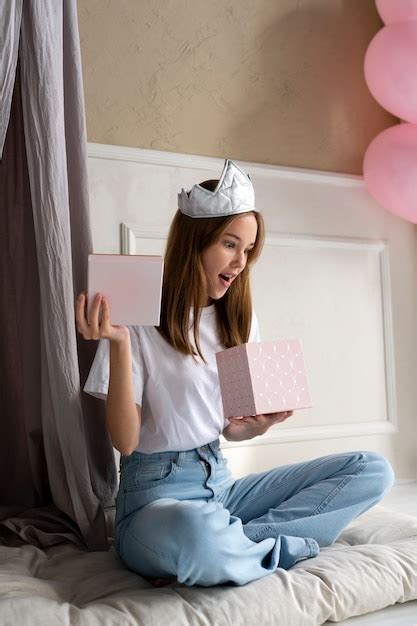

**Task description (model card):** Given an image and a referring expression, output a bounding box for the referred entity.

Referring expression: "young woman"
[76,159,394,587]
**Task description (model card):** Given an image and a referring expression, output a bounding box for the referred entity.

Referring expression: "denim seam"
[249,525,275,542]
[311,459,367,516]
[249,530,319,553]
[231,453,359,511]
[121,525,167,563]
[306,537,319,557]
[123,463,178,493]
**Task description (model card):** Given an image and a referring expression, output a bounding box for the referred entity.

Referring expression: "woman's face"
[200,213,258,305]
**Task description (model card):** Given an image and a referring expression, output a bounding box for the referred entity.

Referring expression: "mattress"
[0,504,416,626]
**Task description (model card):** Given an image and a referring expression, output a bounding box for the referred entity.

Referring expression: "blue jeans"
[115,440,394,587]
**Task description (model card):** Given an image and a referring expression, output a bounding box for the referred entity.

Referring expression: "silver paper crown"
[177,159,255,218]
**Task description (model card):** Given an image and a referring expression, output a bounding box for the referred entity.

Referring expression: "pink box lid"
[87,254,163,326]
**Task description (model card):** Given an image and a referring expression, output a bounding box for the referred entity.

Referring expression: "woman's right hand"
[75,292,130,344]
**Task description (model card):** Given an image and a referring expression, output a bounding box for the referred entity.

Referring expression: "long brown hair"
[156,179,265,364]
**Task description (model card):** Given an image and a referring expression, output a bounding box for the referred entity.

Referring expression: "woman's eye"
[224,242,235,249]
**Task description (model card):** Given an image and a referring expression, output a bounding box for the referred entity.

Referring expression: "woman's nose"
[232,250,246,269]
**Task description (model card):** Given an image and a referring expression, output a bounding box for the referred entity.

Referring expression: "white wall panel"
[87,143,417,479]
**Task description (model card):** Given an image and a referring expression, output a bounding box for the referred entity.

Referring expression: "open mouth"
[219,274,232,287]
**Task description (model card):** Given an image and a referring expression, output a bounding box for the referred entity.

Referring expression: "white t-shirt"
[83,304,261,453]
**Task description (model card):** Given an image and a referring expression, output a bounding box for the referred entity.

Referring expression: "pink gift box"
[215,339,313,418]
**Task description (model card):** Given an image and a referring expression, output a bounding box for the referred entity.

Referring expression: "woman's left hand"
[226,410,293,440]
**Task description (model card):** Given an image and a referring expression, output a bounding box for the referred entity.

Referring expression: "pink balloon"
[364,22,417,123]
[376,0,417,24]
[363,123,417,223]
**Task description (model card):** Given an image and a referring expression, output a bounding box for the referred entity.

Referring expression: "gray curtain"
[0,0,117,550]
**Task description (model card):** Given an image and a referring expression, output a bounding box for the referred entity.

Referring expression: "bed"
[1,504,416,625]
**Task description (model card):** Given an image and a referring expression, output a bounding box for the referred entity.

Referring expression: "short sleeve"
[249,308,261,342]
[83,327,146,407]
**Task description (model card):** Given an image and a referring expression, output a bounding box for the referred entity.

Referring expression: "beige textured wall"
[77,0,397,175]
